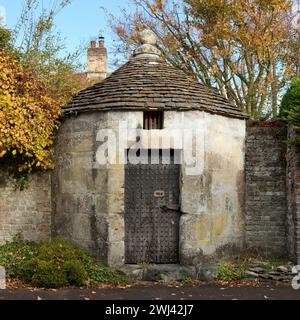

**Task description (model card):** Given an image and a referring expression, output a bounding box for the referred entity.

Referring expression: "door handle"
[161,205,181,213]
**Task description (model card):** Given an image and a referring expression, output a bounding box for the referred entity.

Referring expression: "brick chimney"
[87,36,108,82]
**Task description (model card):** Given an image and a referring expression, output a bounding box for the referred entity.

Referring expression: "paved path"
[0,284,299,300]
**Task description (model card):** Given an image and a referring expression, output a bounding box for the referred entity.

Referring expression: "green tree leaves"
[280,78,300,147]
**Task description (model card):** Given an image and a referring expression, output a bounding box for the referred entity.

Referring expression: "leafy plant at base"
[217,262,246,281]
[18,240,88,288]
[0,241,39,278]
[261,257,289,273]
[85,263,129,287]
[181,276,193,286]
[15,239,130,288]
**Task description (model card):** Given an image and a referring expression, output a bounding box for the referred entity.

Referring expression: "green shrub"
[280,78,300,118]
[280,77,300,148]
[217,262,245,281]
[0,241,39,277]
[13,239,130,288]
[19,258,87,288]
[0,239,130,288]
[17,239,88,288]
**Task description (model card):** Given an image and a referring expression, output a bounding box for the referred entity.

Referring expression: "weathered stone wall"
[2,117,297,265]
[286,128,300,264]
[52,110,246,267]
[179,112,246,264]
[51,112,110,264]
[51,111,127,267]
[0,169,51,243]
[245,126,287,256]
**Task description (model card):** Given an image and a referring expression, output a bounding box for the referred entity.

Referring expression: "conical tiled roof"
[65,31,248,119]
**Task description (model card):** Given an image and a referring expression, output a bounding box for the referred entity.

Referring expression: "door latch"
[161,205,181,213]
[154,190,165,198]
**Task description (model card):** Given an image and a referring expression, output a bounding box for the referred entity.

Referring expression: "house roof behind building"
[65,31,248,119]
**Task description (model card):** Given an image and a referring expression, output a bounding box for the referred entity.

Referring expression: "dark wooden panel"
[125,151,180,264]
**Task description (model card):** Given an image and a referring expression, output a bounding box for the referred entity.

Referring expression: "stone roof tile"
[65,57,248,119]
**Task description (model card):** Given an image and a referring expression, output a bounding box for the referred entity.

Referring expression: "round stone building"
[52,30,248,271]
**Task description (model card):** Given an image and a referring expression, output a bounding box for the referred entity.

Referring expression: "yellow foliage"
[0,51,62,172]
[147,4,158,15]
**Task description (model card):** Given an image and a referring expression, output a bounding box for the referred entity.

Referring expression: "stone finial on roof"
[133,29,161,59]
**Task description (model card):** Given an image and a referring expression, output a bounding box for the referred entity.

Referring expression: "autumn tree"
[0,0,84,173]
[107,0,296,119]
[0,52,61,171]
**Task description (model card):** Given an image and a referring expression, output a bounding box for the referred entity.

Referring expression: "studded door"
[125,151,180,264]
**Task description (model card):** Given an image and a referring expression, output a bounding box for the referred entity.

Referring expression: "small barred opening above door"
[143,111,164,130]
